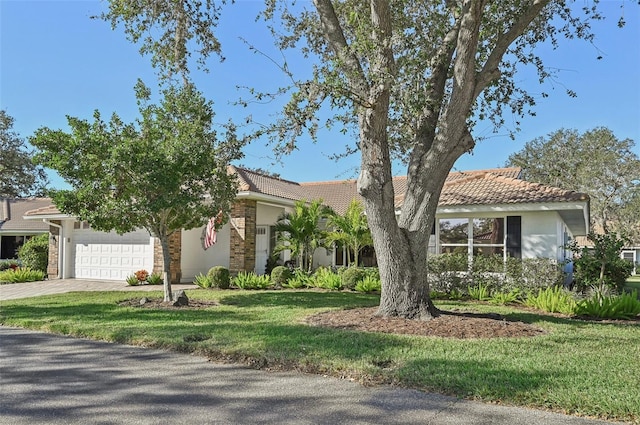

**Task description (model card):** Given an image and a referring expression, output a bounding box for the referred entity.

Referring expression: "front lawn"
[1,290,638,423]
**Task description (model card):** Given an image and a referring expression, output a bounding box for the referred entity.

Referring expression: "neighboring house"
[0,198,52,260]
[24,167,590,282]
[621,248,639,275]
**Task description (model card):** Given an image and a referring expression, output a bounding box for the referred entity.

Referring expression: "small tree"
[31,82,243,301]
[567,232,633,293]
[274,199,331,273]
[326,200,372,267]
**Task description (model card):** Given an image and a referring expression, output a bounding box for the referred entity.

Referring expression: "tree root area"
[305,307,547,339]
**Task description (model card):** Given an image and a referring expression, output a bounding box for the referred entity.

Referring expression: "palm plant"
[273,199,332,272]
[326,200,373,267]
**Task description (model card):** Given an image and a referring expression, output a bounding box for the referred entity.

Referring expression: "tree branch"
[474,0,550,97]
[313,0,369,101]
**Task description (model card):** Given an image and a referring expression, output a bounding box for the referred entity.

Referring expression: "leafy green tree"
[102,0,618,319]
[0,110,48,198]
[30,82,243,301]
[566,232,633,293]
[326,200,372,267]
[274,199,331,273]
[507,128,640,239]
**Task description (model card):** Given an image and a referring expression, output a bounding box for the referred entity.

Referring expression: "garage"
[72,229,154,280]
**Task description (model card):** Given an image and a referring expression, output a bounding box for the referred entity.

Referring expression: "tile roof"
[23,167,589,219]
[0,198,53,232]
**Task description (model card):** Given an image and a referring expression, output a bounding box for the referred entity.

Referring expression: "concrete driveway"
[0,327,617,425]
[0,279,197,301]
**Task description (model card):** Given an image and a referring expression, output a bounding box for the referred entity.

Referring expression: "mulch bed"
[305,307,547,339]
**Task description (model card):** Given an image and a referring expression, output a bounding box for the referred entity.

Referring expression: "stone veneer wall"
[152,232,182,284]
[47,222,60,279]
[229,200,257,276]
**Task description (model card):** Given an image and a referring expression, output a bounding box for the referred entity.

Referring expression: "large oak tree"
[103,0,618,319]
[507,127,640,242]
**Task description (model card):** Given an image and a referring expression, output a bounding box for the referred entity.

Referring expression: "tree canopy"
[507,127,640,241]
[0,110,48,198]
[30,83,243,301]
[102,0,621,319]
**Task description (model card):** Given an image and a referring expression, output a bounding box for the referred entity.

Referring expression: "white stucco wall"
[180,224,231,282]
[521,211,564,261]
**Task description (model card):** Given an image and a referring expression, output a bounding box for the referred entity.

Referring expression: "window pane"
[472,218,504,245]
[439,219,468,244]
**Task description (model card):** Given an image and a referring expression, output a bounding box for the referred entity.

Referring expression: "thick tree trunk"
[159,234,173,302]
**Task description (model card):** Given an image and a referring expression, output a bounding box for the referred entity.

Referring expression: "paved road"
[0,327,617,425]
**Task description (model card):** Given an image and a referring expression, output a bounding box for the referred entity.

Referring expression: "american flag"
[203,216,217,249]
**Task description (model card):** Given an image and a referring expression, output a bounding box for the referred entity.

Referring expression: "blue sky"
[1,0,639,189]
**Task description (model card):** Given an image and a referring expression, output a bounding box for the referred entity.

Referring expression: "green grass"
[1,290,639,423]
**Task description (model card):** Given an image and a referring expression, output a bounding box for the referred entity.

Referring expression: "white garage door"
[72,229,154,280]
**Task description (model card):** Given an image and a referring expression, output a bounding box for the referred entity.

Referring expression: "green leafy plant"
[524,286,576,315]
[285,269,311,289]
[312,267,342,290]
[207,266,230,289]
[232,272,271,290]
[270,265,292,288]
[468,283,491,301]
[0,260,20,271]
[17,234,49,273]
[489,289,522,305]
[0,267,46,283]
[355,275,381,293]
[575,290,640,320]
[146,273,163,285]
[341,267,367,290]
[125,274,140,286]
[193,273,213,289]
[567,232,633,293]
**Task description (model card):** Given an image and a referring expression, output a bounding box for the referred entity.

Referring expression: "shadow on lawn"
[219,290,380,309]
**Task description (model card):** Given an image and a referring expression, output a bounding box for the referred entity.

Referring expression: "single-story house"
[621,248,639,275]
[24,167,590,282]
[1,198,52,260]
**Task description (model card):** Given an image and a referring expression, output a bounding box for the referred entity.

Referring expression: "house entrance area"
[71,229,154,280]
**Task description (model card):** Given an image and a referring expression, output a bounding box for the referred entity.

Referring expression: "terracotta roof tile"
[23,167,588,220]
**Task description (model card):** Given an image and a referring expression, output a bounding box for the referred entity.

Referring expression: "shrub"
[568,232,633,293]
[233,272,271,290]
[17,234,49,273]
[341,267,367,290]
[355,275,381,293]
[0,267,46,283]
[207,266,230,289]
[146,273,163,285]
[312,267,342,290]
[524,286,576,315]
[193,273,213,289]
[270,266,292,288]
[0,260,20,271]
[575,290,640,320]
[516,258,565,291]
[427,253,469,294]
[285,269,310,289]
[125,274,139,286]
